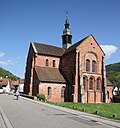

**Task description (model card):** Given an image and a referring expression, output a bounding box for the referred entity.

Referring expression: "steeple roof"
[63,12,71,35]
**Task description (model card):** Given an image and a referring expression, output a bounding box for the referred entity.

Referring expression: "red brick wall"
[60,35,106,103]
[24,44,35,95]
[79,36,105,103]
[39,83,66,102]
[106,86,113,103]
[78,36,104,74]
[35,55,60,68]
[60,50,76,101]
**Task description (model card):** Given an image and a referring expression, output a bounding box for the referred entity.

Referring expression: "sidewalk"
[21,96,120,128]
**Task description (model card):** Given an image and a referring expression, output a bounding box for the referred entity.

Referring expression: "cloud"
[0,52,5,58]
[100,45,118,59]
[0,51,18,66]
[0,61,7,65]
[0,60,15,66]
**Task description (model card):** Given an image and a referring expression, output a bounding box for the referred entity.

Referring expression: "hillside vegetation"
[106,62,120,86]
[0,67,19,80]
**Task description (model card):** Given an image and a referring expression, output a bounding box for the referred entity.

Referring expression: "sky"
[0,0,120,78]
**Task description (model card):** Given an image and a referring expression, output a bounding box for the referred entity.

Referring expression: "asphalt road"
[0,94,119,128]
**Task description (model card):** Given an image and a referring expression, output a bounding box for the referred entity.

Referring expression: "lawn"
[48,102,120,120]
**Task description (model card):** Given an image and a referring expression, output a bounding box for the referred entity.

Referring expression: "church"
[24,15,113,103]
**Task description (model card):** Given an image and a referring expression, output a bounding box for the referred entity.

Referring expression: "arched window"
[89,77,93,90]
[92,60,96,72]
[83,76,87,90]
[61,86,65,98]
[96,78,100,90]
[86,59,90,72]
[46,59,49,66]
[48,87,52,96]
[53,60,55,67]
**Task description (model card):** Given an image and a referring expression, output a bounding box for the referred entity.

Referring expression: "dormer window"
[46,59,49,66]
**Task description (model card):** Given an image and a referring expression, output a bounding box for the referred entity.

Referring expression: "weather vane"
[66,10,68,17]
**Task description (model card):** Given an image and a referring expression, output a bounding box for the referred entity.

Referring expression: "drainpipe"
[102,56,107,103]
[78,52,84,103]
[74,50,79,102]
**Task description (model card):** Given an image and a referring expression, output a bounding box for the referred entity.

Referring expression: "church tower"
[62,13,72,49]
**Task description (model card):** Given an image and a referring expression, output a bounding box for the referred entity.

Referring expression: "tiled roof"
[19,79,24,84]
[32,42,65,57]
[35,66,66,83]
[0,78,9,86]
[106,78,113,86]
[11,80,19,86]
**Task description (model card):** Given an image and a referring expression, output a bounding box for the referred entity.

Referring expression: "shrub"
[113,94,120,103]
[37,94,46,101]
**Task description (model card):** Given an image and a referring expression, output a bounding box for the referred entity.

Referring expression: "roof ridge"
[32,42,65,57]
[33,42,64,50]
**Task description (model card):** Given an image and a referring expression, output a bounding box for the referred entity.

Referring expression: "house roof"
[11,80,19,86]
[106,78,113,86]
[32,42,65,57]
[0,78,9,86]
[35,66,66,83]
[19,79,24,84]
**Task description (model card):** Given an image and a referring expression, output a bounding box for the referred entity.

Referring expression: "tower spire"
[62,11,72,50]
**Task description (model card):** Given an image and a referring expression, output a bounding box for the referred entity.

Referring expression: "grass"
[47,102,120,120]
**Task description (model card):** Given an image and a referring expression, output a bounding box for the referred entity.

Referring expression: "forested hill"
[106,62,120,86]
[0,67,19,80]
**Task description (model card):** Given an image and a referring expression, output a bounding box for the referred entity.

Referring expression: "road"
[0,94,120,128]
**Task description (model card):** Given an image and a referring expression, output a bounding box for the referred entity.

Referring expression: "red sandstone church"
[24,15,113,103]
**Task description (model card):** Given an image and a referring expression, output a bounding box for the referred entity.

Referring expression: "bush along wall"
[36,94,46,102]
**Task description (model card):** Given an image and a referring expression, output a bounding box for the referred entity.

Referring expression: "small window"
[53,60,55,67]
[48,87,52,96]
[61,86,65,98]
[46,59,49,66]
[89,77,93,90]
[86,59,90,72]
[96,78,100,90]
[92,60,96,72]
[107,91,109,99]
[83,76,87,90]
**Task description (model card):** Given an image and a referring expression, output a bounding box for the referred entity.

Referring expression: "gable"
[77,35,105,56]
[63,35,105,56]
